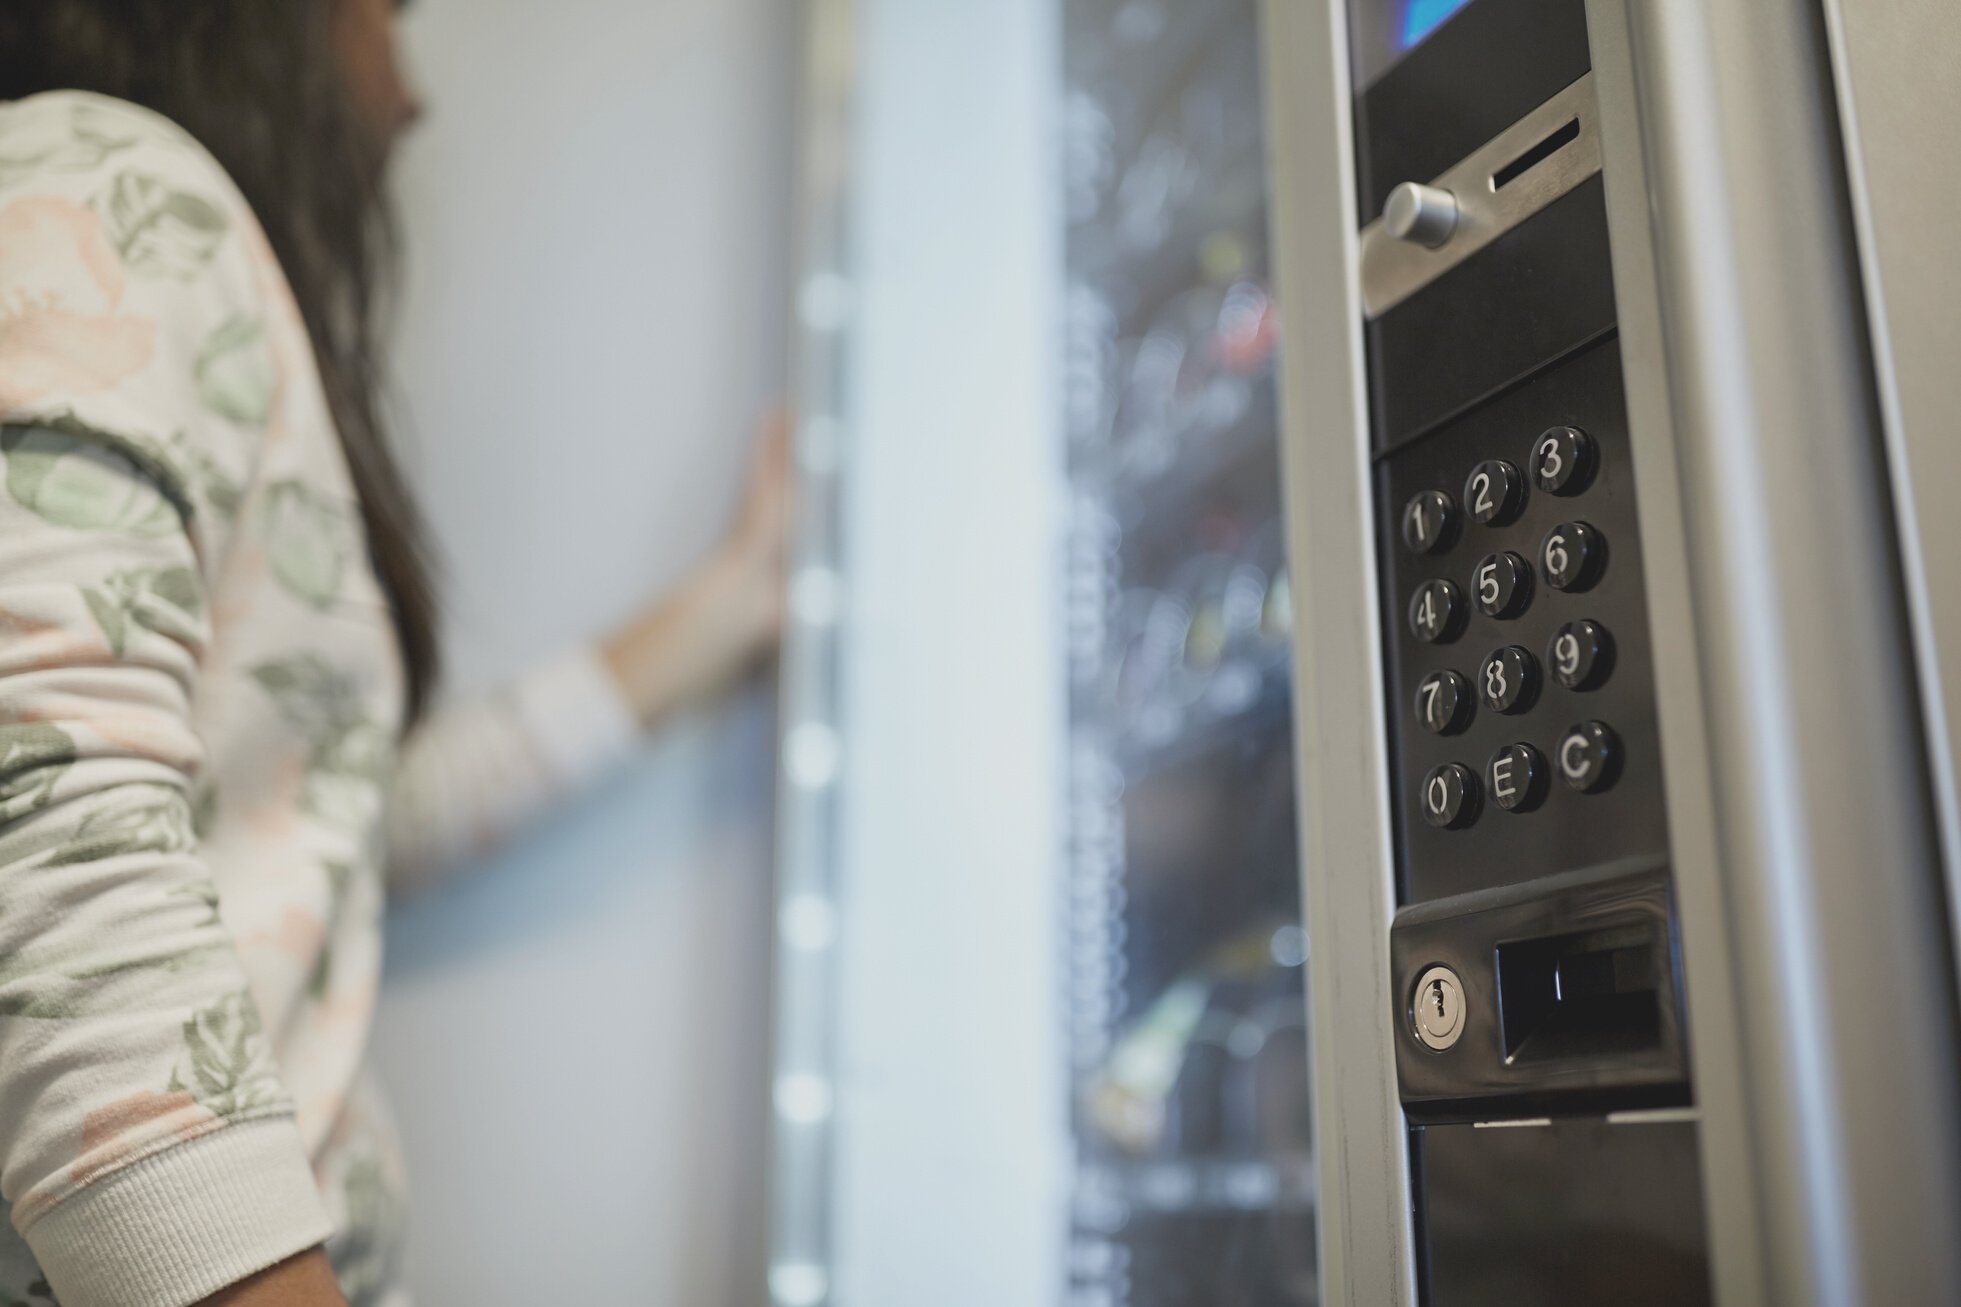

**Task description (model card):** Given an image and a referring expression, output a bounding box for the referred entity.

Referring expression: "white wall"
[371,2,794,1302]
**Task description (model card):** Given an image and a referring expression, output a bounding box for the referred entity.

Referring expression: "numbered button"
[1408,579,1464,644]
[1557,720,1622,793]
[1540,521,1604,592]
[1421,762,1480,829]
[1548,619,1614,690]
[1473,551,1533,619]
[1402,490,1457,555]
[1487,742,1547,813]
[1532,425,1597,495]
[1478,645,1539,715]
[1464,460,1526,527]
[1415,670,1473,735]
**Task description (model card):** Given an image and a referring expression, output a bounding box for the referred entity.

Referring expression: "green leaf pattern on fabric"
[1,426,179,537]
[249,656,390,832]
[194,315,275,428]
[262,481,353,609]
[81,565,202,655]
[0,725,77,825]
[308,860,356,1001]
[167,989,281,1119]
[0,101,138,188]
[96,170,228,280]
[43,788,195,868]
[327,1153,405,1307]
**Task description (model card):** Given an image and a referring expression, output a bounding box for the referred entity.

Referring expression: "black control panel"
[1354,1,1710,1304]
[1381,333,1667,904]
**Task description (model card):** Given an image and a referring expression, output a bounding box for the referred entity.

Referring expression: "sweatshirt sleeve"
[382,645,641,896]
[0,98,331,1305]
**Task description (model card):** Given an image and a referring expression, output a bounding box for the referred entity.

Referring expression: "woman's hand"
[600,409,791,728]
[195,1249,347,1306]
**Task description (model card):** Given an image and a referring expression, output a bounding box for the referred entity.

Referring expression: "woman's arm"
[382,412,788,893]
[195,1250,345,1307]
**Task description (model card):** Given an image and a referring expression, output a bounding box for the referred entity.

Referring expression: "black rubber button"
[1408,578,1464,644]
[1402,489,1457,555]
[1464,460,1526,527]
[1487,742,1547,813]
[1473,551,1533,619]
[1557,720,1622,793]
[1478,645,1539,715]
[1548,619,1614,690]
[1416,669,1473,735]
[1540,521,1605,592]
[1531,426,1597,495]
[1421,762,1480,829]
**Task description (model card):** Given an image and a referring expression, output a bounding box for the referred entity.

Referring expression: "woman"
[0,2,785,1303]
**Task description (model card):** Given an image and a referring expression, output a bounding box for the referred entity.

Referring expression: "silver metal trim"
[1359,71,1601,317]
[1260,2,1418,1304]
[768,2,855,1302]
[1817,0,1961,1011]
[1593,1,1961,1303]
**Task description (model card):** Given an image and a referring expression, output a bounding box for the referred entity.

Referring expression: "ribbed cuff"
[25,1117,333,1307]
[509,644,642,795]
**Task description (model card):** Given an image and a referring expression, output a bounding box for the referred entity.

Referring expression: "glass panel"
[1061,4,1317,1302]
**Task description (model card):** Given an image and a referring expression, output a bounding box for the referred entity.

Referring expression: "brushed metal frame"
[1260,3,1418,1304]
[1359,70,1602,316]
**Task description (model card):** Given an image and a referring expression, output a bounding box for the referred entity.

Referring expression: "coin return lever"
[1497,923,1664,1063]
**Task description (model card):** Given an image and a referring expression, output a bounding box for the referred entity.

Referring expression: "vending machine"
[1264,0,1961,1303]
[769,0,1961,1304]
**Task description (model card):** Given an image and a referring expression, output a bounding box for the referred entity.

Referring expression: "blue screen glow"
[1400,0,1474,49]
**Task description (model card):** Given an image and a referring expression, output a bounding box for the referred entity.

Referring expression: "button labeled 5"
[1473,551,1532,619]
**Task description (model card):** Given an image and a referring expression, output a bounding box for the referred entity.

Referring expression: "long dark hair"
[0,0,440,721]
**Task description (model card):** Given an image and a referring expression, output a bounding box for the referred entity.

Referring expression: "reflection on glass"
[1062,7,1315,1301]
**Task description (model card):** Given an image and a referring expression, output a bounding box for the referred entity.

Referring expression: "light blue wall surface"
[371,2,794,1300]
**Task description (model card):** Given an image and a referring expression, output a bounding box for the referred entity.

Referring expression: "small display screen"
[1352,0,1476,86]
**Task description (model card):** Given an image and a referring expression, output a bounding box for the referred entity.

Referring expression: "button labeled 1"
[1402,490,1456,555]
[1412,965,1466,1050]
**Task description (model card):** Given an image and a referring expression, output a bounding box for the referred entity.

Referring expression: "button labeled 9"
[1549,619,1614,690]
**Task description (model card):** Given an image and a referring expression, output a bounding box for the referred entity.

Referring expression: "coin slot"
[1496,923,1661,1062]
[1490,116,1582,191]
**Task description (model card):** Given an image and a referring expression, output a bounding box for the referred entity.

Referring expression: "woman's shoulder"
[0,91,295,539]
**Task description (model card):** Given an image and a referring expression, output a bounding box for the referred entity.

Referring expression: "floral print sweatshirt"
[0,93,640,1306]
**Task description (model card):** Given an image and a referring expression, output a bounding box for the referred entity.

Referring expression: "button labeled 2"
[1464,460,1525,526]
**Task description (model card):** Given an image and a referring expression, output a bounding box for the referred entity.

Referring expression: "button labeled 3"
[1412,965,1466,1050]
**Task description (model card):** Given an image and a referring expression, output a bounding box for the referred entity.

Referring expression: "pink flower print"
[68,1089,213,1187]
[0,196,157,411]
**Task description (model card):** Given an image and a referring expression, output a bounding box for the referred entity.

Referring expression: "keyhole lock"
[1412,964,1466,1050]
